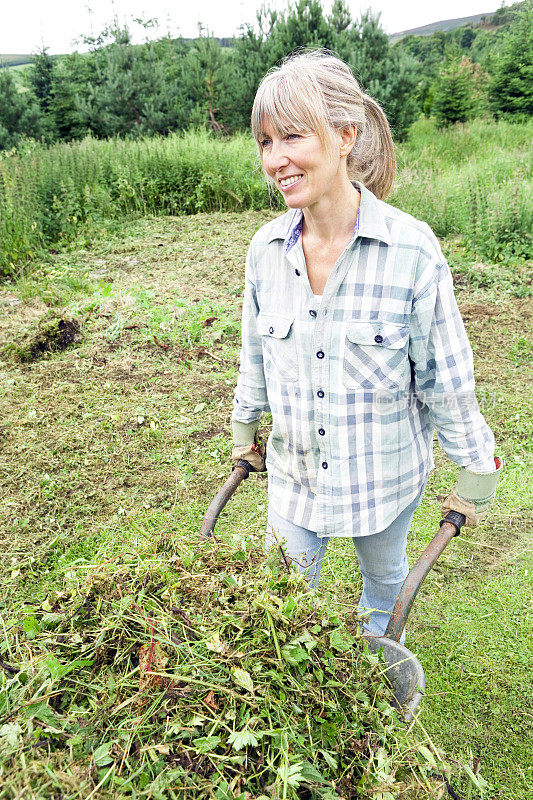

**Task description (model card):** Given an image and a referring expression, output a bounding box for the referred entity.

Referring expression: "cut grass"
[0,212,532,799]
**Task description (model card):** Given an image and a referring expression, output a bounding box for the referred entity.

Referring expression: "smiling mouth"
[279,175,303,189]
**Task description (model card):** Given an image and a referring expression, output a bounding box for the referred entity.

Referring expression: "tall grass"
[393,117,533,262]
[0,118,531,278]
[0,131,272,277]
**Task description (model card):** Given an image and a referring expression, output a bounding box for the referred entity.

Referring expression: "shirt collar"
[266,181,392,249]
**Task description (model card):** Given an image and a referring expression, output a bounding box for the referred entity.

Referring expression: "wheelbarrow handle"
[384,510,467,642]
[199,460,254,539]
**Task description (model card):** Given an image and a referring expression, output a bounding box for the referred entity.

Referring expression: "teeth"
[280,175,303,187]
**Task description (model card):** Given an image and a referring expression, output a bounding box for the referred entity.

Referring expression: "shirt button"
[309,309,317,318]
[322,461,328,469]
[318,428,325,436]
[374,334,383,343]
[317,390,324,398]
[269,326,274,334]
[316,350,324,359]
[295,269,301,276]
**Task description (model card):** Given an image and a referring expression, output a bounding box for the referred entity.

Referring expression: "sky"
[1,0,497,54]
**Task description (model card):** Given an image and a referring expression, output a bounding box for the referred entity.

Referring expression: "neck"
[302,178,361,244]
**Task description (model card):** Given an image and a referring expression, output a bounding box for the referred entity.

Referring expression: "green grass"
[0,211,531,798]
[0,117,531,278]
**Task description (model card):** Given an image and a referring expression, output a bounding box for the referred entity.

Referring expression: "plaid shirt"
[232,182,495,537]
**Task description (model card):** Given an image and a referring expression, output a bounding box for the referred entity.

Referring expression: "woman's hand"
[231,441,267,472]
[441,457,503,527]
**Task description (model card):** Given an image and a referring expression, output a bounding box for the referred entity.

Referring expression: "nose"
[263,139,290,175]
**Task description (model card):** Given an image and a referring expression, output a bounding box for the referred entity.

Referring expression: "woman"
[231,51,501,639]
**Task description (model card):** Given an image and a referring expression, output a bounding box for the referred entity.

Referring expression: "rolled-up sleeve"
[409,259,495,467]
[232,247,270,424]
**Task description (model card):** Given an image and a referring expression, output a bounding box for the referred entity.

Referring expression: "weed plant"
[1,118,531,279]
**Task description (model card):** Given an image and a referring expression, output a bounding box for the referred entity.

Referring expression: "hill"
[0,54,34,67]
[390,0,527,42]
[390,12,491,43]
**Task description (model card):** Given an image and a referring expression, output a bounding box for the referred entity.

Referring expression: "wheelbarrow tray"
[365,635,425,720]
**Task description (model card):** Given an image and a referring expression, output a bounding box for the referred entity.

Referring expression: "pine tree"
[27,47,55,114]
[489,6,533,117]
[432,49,474,126]
[0,68,45,150]
[231,1,420,139]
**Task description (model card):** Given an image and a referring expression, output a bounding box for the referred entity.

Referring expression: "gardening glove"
[441,456,502,527]
[231,419,266,472]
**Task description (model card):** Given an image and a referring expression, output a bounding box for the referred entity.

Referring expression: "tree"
[431,48,475,126]
[0,68,45,150]
[489,6,533,117]
[75,20,189,138]
[48,52,94,141]
[338,11,421,139]
[231,1,420,139]
[182,29,231,133]
[27,47,55,114]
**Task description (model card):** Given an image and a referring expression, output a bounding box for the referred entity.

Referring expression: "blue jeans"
[266,491,423,642]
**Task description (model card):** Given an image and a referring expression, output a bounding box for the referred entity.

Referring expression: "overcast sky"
[2,1,497,54]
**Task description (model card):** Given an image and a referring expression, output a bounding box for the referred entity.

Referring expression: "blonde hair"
[251,50,396,200]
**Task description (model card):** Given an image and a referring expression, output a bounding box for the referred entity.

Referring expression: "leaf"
[93,741,114,767]
[0,723,23,748]
[282,596,296,617]
[228,728,259,751]
[205,632,229,655]
[136,642,169,708]
[193,735,222,754]
[231,666,254,693]
[204,690,219,710]
[462,763,489,791]
[417,744,438,769]
[23,616,40,639]
[277,761,304,788]
[44,655,93,682]
[282,643,310,666]
[23,701,63,730]
[319,749,338,770]
[300,761,329,785]
[298,628,318,651]
[329,627,354,653]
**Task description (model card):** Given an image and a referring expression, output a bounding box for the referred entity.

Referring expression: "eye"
[285,133,301,141]
[259,137,272,149]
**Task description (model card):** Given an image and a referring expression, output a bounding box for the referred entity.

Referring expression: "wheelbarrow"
[200,460,466,720]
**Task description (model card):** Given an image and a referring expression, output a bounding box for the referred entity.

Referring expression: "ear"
[338,124,357,157]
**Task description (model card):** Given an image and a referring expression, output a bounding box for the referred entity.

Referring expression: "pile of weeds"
[0,531,447,800]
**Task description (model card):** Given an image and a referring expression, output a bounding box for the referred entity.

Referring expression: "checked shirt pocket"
[257,312,299,383]
[343,320,409,391]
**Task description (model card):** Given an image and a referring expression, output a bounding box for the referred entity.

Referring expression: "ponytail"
[347,94,396,200]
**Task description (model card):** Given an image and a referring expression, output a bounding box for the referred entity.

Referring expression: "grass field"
[0,212,531,799]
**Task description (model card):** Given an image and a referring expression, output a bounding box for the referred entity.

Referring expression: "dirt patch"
[189,424,228,443]
[3,314,82,363]
[459,302,503,322]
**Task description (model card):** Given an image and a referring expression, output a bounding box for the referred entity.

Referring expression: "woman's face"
[259,119,348,211]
